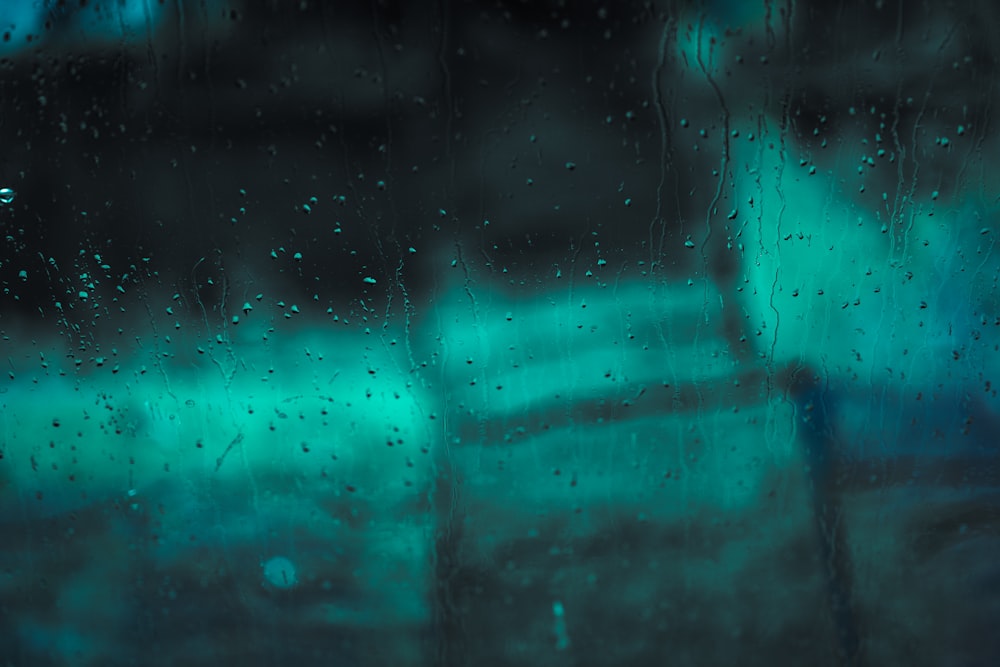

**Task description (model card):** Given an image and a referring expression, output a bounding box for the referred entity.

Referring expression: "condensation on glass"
[0,2,997,666]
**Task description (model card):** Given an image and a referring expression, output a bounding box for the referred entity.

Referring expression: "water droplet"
[262,556,298,589]
[0,188,15,204]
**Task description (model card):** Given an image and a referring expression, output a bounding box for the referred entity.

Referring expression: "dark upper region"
[1,0,997,331]
[0,0,679,326]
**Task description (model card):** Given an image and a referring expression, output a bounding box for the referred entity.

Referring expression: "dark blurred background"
[2,0,995,316]
[2,1,995,347]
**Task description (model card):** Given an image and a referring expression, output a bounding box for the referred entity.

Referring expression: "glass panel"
[1,1,997,665]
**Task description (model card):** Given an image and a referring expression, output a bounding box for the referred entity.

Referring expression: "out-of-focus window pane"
[1,2,997,665]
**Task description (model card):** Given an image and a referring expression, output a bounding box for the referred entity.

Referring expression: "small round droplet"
[0,188,15,205]
[262,555,298,589]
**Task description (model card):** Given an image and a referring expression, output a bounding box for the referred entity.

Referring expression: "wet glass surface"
[0,2,998,665]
